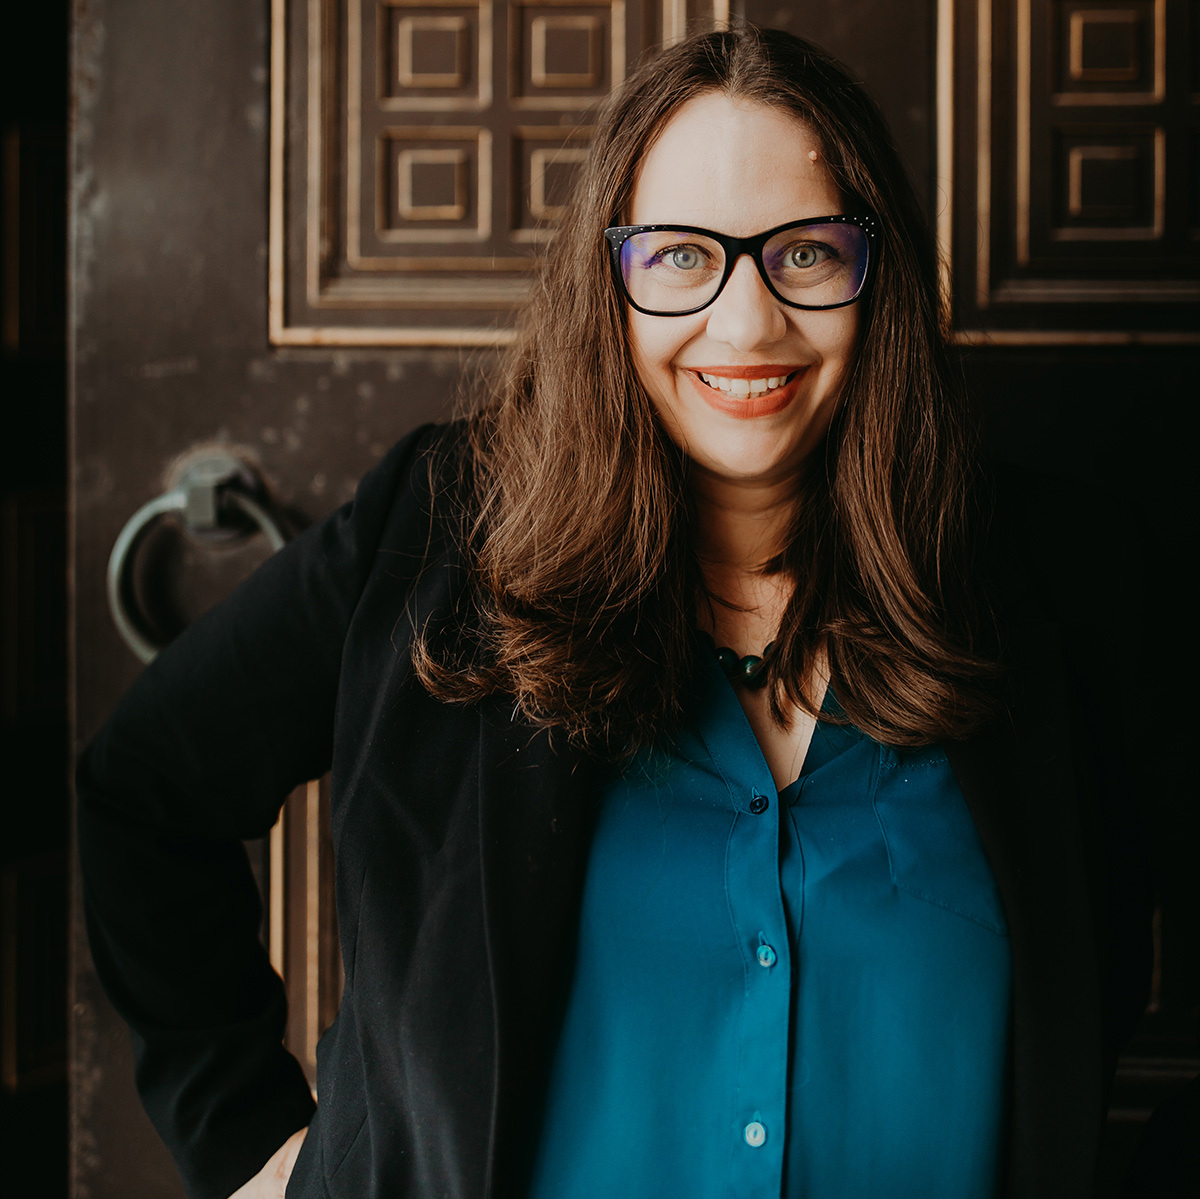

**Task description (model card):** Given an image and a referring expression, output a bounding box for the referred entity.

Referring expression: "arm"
[77,425,440,1199]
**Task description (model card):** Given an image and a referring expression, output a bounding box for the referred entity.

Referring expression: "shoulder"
[363,420,471,511]
[350,420,474,554]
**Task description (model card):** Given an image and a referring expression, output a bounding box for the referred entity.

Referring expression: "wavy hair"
[413,25,999,757]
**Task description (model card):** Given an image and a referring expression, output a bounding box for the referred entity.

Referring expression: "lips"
[684,365,807,419]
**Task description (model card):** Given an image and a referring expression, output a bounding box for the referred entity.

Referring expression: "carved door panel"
[277,0,653,342]
[945,0,1199,338]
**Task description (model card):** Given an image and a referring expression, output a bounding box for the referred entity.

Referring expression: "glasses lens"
[619,231,726,314]
[762,222,869,307]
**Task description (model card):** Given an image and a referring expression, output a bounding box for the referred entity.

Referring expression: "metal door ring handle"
[107,458,287,664]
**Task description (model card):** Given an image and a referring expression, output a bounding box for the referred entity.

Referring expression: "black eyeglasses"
[603,214,877,316]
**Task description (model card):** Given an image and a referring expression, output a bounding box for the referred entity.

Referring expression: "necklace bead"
[713,640,774,689]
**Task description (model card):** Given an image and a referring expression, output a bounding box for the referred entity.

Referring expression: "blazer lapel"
[476,705,596,1197]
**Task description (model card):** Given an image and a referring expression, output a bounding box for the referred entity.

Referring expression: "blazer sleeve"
[76,424,442,1199]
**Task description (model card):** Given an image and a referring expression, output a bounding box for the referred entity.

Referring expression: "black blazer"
[77,424,1149,1199]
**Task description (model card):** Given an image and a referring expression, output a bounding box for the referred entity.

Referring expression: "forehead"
[628,92,843,235]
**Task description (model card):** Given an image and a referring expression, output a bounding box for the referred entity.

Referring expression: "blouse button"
[756,943,777,969]
[748,794,769,814]
[743,1121,767,1148]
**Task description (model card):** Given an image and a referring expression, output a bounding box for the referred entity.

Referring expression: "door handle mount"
[107,452,287,663]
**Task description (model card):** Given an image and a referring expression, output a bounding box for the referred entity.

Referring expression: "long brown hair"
[414,25,998,757]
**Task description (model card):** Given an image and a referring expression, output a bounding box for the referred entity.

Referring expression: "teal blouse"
[527,648,1011,1198]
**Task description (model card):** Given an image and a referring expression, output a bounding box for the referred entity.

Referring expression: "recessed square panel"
[512,2,622,106]
[398,17,467,87]
[377,128,491,241]
[398,148,468,218]
[380,1,487,106]
[1051,127,1161,237]
[1071,10,1139,81]
[511,128,592,239]
[1053,1,1158,97]
[531,16,601,86]
[1068,146,1139,218]
[529,146,589,215]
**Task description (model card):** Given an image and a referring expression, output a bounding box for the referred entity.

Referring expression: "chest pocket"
[872,747,1008,935]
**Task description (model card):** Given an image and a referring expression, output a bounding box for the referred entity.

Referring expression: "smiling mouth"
[696,370,800,396]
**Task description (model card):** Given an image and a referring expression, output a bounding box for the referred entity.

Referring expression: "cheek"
[627,313,677,397]
[627,322,691,447]
[792,307,861,389]
[825,307,861,370]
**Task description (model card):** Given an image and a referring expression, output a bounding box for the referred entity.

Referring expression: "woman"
[77,26,1148,1199]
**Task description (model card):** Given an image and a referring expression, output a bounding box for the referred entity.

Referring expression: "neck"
[689,469,797,650]
[690,468,796,575]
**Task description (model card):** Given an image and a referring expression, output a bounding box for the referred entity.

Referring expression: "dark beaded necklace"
[713,640,775,689]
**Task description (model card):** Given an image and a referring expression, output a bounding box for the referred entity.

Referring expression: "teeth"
[699,372,790,394]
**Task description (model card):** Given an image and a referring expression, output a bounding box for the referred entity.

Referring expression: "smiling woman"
[75,24,1156,1199]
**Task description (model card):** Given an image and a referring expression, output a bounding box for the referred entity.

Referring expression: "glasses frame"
[603,213,878,317]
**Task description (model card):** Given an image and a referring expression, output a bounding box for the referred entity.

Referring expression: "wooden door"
[68,1,729,1194]
[940,1,1198,1188]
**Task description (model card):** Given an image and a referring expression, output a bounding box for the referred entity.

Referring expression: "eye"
[781,241,832,269]
[650,243,713,271]
[667,247,702,269]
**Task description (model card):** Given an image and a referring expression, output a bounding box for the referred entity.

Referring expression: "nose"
[704,254,788,351]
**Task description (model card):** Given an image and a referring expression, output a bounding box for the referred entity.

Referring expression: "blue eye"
[782,242,832,269]
[655,245,708,270]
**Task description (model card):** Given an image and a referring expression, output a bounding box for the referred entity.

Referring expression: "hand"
[228,1126,308,1199]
